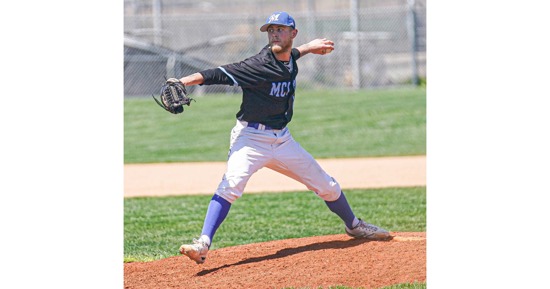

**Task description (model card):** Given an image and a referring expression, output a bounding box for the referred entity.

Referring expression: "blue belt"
[247,122,276,130]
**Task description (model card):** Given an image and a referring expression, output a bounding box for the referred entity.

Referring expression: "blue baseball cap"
[260,12,296,32]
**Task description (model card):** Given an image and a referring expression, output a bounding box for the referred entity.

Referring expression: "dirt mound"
[124,232,426,289]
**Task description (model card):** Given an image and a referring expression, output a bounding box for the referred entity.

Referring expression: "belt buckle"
[248,122,271,130]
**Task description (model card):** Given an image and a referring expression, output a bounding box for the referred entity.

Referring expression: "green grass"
[124,87,425,163]
[379,284,426,289]
[124,187,425,262]
[124,87,427,288]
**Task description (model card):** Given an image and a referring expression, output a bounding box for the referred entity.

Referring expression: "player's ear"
[291,28,298,39]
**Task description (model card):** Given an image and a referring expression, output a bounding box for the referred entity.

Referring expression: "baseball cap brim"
[259,23,293,32]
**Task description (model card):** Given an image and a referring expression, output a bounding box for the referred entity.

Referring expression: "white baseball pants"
[215,120,342,203]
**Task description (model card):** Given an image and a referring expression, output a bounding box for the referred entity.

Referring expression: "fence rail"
[124,0,425,97]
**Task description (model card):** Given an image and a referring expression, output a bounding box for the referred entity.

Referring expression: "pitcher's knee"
[215,175,246,204]
[313,178,341,202]
[215,190,240,204]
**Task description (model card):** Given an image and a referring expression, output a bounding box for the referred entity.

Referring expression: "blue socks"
[200,194,232,246]
[325,192,357,229]
[199,192,356,247]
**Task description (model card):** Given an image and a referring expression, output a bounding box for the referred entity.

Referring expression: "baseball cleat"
[179,239,209,264]
[345,219,392,241]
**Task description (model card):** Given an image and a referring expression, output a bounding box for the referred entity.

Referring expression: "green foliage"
[124,187,425,262]
[124,87,426,163]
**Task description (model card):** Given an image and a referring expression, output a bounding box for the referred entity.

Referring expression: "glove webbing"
[152,82,192,114]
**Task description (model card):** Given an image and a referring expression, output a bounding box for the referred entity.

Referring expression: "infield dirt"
[124,156,426,288]
[124,232,426,289]
[124,156,426,197]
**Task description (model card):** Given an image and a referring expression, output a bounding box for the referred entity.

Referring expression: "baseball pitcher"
[166,11,391,265]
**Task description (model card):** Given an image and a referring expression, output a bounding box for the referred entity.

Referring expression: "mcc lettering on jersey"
[269,80,297,97]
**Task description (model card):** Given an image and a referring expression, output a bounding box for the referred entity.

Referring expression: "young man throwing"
[176,11,391,265]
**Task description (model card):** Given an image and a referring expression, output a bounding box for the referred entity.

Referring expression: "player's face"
[267,25,296,52]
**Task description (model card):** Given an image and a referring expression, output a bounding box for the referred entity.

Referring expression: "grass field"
[124,87,426,163]
[124,187,426,262]
[124,87,426,289]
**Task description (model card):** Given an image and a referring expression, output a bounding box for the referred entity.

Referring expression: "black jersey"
[199,45,301,129]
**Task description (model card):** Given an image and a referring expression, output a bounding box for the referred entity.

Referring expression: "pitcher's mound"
[124,232,426,289]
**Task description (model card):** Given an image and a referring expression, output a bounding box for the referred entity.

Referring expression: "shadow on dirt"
[197,237,391,276]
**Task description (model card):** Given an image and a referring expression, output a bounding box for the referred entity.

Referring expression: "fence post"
[152,0,162,46]
[350,0,360,90]
[407,0,419,86]
[306,0,317,38]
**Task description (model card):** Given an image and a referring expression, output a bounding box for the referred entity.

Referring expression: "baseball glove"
[152,78,194,114]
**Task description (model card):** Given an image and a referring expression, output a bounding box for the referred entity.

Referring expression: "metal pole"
[407,0,419,86]
[307,0,317,39]
[152,0,162,46]
[307,0,319,85]
[350,0,360,90]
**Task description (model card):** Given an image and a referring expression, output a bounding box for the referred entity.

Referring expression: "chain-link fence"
[124,0,425,97]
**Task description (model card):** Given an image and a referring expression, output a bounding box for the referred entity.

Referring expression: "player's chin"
[271,44,283,53]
